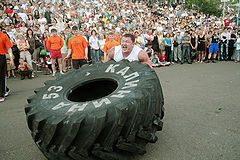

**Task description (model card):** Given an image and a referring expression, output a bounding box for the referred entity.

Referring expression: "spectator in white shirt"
[89,30,100,64]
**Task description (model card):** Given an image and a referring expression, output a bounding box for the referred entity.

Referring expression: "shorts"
[7,62,15,71]
[72,59,87,69]
[209,43,219,54]
[50,50,62,59]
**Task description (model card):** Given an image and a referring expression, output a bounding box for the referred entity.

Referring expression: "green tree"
[185,0,222,17]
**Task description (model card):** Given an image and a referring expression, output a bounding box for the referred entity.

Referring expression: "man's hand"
[64,55,69,60]
[103,47,115,63]
[84,55,88,60]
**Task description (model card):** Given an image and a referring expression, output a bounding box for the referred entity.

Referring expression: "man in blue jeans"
[181,31,192,64]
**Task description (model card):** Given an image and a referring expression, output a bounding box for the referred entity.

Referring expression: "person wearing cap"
[65,26,88,69]
[46,28,64,76]
[0,26,14,102]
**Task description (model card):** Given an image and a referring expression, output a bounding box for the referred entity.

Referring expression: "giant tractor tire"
[25,60,165,160]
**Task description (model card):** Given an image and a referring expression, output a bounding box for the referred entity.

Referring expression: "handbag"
[35,39,43,49]
[173,42,178,47]
[28,48,34,55]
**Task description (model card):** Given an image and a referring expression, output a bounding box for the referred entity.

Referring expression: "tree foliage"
[185,0,222,17]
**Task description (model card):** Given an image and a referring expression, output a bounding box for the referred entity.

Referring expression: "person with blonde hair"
[16,33,33,69]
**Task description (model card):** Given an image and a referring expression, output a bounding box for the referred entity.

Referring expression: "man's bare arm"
[84,47,88,60]
[7,48,14,67]
[138,50,152,68]
[64,49,72,60]
[103,47,115,63]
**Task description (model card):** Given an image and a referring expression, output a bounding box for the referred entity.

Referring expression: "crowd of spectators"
[1,0,240,78]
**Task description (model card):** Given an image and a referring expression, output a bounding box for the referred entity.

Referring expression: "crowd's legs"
[220,42,228,60]
[20,51,33,69]
[228,43,235,60]
[234,49,239,61]
[0,55,6,98]
[181,46,191,64]
[61,53,67,72]
[198,51,204,63]
[174,45,182,62]
[165,46,171,62]
[91,49,100,64]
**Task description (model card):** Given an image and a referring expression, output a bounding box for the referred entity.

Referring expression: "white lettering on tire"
[42,93,60,100]
[93,98,111,108]
[43,86,63,100]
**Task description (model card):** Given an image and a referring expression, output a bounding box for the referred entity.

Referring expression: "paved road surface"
[0,62,240,160]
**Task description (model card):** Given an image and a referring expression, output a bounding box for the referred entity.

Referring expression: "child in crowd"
[45,55,53,75]
[159,51,171,66]
[18,58,32,80]
[144,43,154,58]
[150,52,161,67]
[6,53,16,78]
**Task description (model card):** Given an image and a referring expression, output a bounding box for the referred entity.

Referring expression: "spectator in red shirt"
[4,5,13,16]
[159,51,171,66]
[224,17,231,27]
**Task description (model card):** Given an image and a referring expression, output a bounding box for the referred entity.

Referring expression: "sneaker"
[212,60,216,63]
[205,60,210,63]
[4,89,10,97]
[200,61,203,63]
[60,71,64,75]
[171,62,174,64]
[52,72,56,77]
[0,97,5,102]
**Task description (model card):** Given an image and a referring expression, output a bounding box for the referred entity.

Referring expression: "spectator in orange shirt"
[46,29,64,76]
[0,26,14,102]
[103,32,120,60]
[105,28,120,43]
[65,26,88,69]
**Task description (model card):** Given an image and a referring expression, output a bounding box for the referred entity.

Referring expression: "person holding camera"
[173,30,182,63]
[18,58,32,80]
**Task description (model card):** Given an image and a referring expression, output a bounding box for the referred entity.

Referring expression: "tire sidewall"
[34,61,150,116]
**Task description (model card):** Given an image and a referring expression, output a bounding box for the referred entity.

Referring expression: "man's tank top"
[113,45,142,62]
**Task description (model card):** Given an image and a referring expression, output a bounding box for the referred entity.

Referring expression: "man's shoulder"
[0,32,7,37]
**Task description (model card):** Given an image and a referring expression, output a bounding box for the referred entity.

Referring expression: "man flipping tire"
[104,33,152,68]
[25,34,164,160]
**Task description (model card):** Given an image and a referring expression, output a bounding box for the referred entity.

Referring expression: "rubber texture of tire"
[25,60,165,160]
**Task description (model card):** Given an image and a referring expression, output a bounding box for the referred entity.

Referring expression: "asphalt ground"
[0,61,240,160]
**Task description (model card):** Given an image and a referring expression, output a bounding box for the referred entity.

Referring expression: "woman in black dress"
[190,31,198,62]
[228,29,237,60]
[197,30,206,63]
[151,29,161,55]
